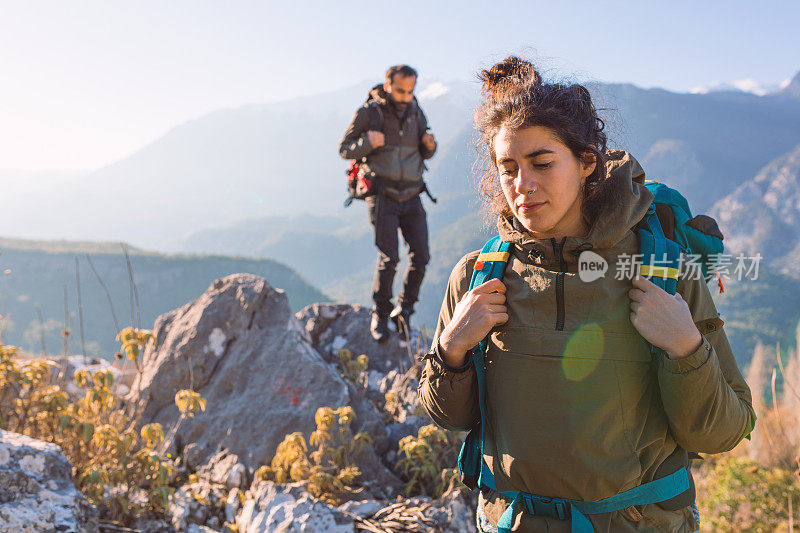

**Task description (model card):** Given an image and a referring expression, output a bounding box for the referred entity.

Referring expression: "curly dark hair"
[475,56,615,228]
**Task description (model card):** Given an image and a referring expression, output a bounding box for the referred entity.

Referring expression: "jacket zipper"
[551,237,567,331]
[398,115,404,181]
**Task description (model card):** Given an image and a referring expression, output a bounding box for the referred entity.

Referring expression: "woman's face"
[494,125,596,240]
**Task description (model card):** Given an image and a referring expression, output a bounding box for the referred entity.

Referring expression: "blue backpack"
[456,181,732,532]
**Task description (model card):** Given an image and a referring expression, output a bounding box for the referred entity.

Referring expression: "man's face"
[384,74,416,109]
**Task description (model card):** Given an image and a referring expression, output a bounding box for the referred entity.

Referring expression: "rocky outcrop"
[236,481,354,533]
[424,490,476,532]
[296,304,433,457]
[0,430,98,533]
[297,303,425,373]
[130,274,402,499]
[115,276,476,531]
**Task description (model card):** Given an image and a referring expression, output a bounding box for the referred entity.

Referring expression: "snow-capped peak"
[416,81,451,101]
[690,78,788,96]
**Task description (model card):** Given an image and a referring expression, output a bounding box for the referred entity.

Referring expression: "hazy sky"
[1,0,798,171]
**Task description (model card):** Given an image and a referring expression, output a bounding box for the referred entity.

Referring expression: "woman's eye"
[533,162,552,169]
[500,168,517,177]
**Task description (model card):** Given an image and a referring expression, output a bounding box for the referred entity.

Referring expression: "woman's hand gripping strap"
[456,236,510,490]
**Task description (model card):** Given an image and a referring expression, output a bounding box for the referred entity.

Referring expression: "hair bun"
[480,56,542,97]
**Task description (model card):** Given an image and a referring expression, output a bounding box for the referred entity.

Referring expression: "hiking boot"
[370,312,390,343]
[390,306,413,339]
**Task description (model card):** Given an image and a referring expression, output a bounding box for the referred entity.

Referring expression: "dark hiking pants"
[366,194,430,317]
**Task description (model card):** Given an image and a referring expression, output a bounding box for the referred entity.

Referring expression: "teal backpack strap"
[494,466,690,533]
[637,197,682,361]
[457,236,511,490]
[637,202,681,295]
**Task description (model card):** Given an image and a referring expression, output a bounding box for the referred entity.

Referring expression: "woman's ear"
[581,150,597,179]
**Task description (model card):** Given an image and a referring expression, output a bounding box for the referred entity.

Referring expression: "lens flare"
[562,323,605,381]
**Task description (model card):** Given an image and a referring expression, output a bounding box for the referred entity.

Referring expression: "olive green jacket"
[418,151,755,532]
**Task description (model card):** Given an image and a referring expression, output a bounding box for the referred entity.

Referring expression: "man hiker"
[338,64,437,342]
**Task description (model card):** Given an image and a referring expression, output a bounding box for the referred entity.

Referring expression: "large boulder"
[0,430,99,532]
[130,274,401,498]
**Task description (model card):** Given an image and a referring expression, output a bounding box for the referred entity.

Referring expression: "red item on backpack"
[344,160,376,206]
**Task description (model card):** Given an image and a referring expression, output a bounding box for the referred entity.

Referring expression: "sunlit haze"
[1,0,798,171]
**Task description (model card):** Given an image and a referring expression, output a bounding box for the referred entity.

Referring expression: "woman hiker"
[418,56,755,532]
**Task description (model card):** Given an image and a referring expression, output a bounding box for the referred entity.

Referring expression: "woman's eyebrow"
[524,149,555,159]
[497,149,555,165]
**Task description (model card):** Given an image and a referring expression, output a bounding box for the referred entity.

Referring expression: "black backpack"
[344,100,384,206]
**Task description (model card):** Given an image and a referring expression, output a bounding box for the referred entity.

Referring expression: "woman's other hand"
[439,278,509,367]
[628,275,703,359]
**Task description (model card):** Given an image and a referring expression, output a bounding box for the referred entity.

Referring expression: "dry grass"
[694,323,800,531]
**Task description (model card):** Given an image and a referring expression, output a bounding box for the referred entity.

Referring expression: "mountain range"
[1,70,799,364]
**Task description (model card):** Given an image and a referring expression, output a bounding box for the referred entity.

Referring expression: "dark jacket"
[338,85,436,202]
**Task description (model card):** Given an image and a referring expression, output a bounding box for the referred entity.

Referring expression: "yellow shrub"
[396,424,461,497]
[259,406,372,504]
[338,349,369,386]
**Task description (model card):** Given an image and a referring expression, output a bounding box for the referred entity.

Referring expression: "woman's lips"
[518,201,546,214]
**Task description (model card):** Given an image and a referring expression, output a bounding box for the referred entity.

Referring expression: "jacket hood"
[368,84,387,104]
[497,150,654,266]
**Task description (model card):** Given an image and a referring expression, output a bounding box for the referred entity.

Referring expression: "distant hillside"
[710,144,800,279]
[0,238,328,358]
[713,267,800,365]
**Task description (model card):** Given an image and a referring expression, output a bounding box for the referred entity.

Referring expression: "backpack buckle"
[523,495,570,520]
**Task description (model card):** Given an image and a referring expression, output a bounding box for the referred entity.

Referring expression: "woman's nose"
[514,168,538,196]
